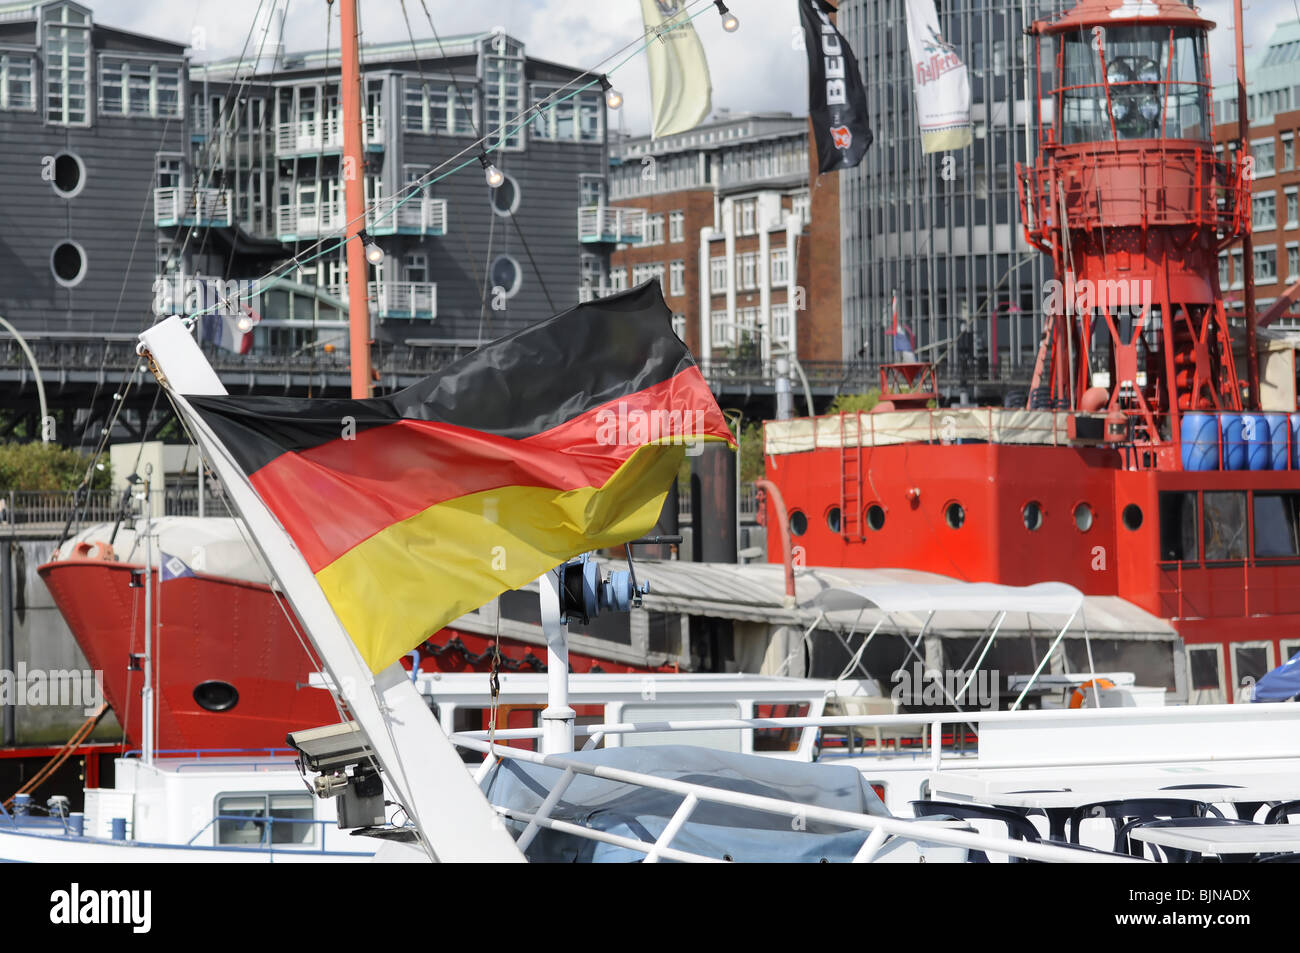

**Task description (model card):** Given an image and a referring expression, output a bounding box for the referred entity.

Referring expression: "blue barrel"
[110,817,126,841]
[1221,414,1246,470]
[13,793,30,818]
[1242,413,1272,470]
[1181,412,1219,471]
[1267,413,1290,470]
[68,813,85,837]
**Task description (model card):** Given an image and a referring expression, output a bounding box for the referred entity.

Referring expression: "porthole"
[1122,503,1143,530]
[826,506,841,533]
[1074,502,1094,532]
[489,254,522,298]
[789,510,808,537]
[945,501,965,530]
[865,504,886,531]
[50,241,87,288]
[489,172,520,216]
[51,151,85,198]
[193,680,239,712]
[1023,501,1043,531]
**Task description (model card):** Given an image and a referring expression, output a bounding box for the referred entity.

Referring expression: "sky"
[84,0,1294,135]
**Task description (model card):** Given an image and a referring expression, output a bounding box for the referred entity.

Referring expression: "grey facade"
[837,0,1069,394]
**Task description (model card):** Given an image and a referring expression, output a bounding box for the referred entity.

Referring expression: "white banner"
[640,0,712,138]
[903,0,972,153]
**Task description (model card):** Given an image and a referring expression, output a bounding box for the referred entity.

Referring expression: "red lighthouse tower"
[1018,0,1253,467]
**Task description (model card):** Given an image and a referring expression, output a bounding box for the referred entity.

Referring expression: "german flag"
[185,282,733,672]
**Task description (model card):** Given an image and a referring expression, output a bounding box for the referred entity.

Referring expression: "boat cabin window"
[1158,491,1198,561]
[1253,492,1300,557]
[753,702,811,752]
[214,792,315,846]
[1202,492,1247,562]
[1233,642,1275,699]
[1187,644,1225,704]
[1281,639,1300,665]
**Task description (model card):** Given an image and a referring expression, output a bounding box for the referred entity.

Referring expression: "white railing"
[326,281,436,319]
[153,187,233,227]
[450,733,1138,864]
[578,283,611,303]
[275,204,347,239]
[275,115,384,154]
[577,206,647,244]
[369,194,447,236]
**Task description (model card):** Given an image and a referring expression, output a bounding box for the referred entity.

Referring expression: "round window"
[789,510,808,537]
[865,504,886,531]
[826,507,841,533]
[1122,503,1143,531]
[1074,502,1094,532]
[489,173,520,216]
[1023,501,1043,531]
[50,241,87,287]
[193,680,239,712]
[51,152,85,198]
[945,502,965,530]
[490,254,522,298]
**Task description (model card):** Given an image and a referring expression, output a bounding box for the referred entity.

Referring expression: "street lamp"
[0,313,52,442]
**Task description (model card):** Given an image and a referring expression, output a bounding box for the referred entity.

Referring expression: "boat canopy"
[815,581,1085,617]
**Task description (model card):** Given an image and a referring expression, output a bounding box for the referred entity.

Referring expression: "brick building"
[605,112,841,371]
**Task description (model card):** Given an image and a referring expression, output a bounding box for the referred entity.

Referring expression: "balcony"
[577,206,646,244]
[277,197,447,241]
[369,194,447,236]
[154,187,233,228]
[327,281,437,320]
[275,116,384,156]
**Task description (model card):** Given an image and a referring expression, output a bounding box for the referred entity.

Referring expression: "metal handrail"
[185,814,333,853]
[453,733,1142,863]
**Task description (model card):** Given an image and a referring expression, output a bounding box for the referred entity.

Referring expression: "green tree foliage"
[827,390,881,415]
[0,442,110,492]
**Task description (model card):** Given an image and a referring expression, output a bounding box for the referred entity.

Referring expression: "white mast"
[138,317,523,863]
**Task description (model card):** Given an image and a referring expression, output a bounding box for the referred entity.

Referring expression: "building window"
[490,254,522,298]
[579,174,603,207]
[43,2,91,126]
[669,210,685,243]
[669,260,685,297]
[1255,246,1278,284]
[711,309,729,346]
[632,262,665,287]
[672,313,686,339]
[645,213,665,245]
[1284,134,1295,170]
[529,83,602,142]
[736,252,758,291]
[50,151,85,198]
[791,192,811,226]
[609,267,627,291]
[1254,192,1276,230]
[1252,139,1276,177]
[405,252,428,284]
[484,43,524,150]
[1286,188,1298,227]
[709,256,728,292]
[770,248,790,287]
[489,173,521,216]
[772,304,791,340]
[1288,243,1299,280]
[50,239,87,287]
[403,79,476,135]
[100,58,182,118]
[734,199,757,236]
[1218,251,1229,289]
[0,52,35,111]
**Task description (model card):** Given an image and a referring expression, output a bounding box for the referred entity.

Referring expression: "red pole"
[340,0,372,399]
[1235,0,1259,410]
[754,479,796,609]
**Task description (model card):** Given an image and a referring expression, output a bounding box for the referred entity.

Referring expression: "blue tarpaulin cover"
[480,744,958,862]
[1253,651,1300,702]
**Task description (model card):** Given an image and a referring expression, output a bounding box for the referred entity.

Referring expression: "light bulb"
[1106,59,1132,85]
[714,2,739,32]
[600,75,622,110]
[365,237,385,265]
[236,315,253,332]
[1138,94,1160,122]
[480,151,505,188]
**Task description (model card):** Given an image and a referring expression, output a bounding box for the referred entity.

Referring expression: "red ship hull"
[38,557,655,751]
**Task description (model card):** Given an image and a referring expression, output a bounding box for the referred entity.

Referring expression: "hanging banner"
[903,0,972,153]
[798,0,872,172]
[640,0,712,138]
